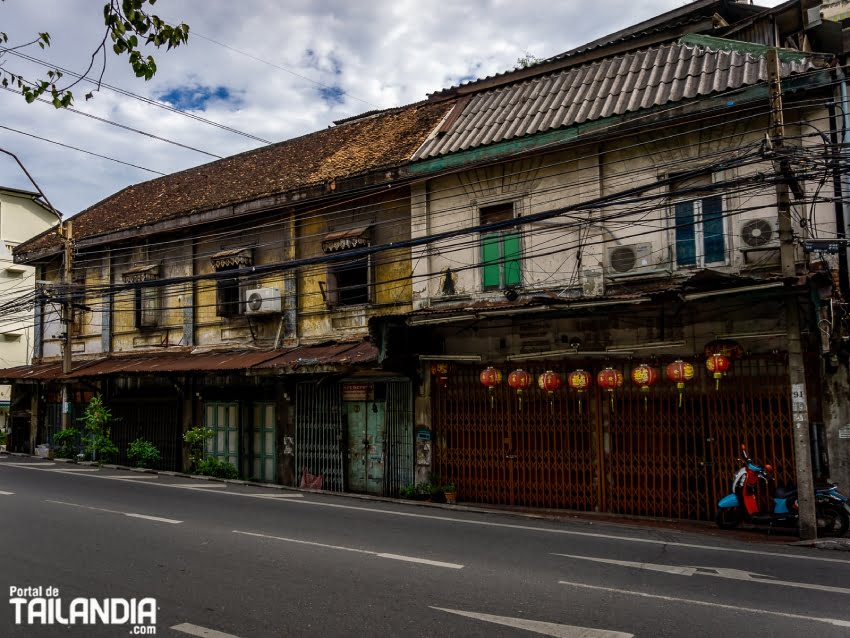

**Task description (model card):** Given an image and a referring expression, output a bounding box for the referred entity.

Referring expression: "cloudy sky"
[1,0,787,219]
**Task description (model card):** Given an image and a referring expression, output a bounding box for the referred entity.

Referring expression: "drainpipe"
[836,66,850,296]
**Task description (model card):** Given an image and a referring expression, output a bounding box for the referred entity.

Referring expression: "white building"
[0,186,57,434]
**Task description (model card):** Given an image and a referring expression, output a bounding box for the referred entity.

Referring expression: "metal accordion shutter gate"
[433,365,597,510]
[433,357,793,521]
[112,399,181,471]
[384,380,414,497]
[606,357,793,521]
[295,381,344,492]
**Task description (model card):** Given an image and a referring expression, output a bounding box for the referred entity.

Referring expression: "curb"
[4,450,850,551]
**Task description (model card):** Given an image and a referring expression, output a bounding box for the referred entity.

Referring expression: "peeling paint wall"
[413,107,837,308]
[297,188,413,342]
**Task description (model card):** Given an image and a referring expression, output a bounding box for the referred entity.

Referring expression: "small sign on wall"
[839,425,850,440]
[341,383,374,401]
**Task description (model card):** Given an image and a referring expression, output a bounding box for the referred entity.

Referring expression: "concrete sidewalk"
[3,449,849,552]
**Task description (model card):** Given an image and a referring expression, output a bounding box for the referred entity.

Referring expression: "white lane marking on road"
[553,553,850,595]
[124,513,183,524]
[45,468,100,472]
[168,482,228,489]
[104,474,159,480]
[431,607,633,638]
[376,553,464,569]
[233,530,464,569]
[3,462,56,466]
[171,623,241,638]
[0,491,14,495]
[558,581,850,628]
[246,493,304,499]
[45,500,182,524]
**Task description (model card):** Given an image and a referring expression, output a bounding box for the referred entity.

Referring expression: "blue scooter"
[716,445,850,536]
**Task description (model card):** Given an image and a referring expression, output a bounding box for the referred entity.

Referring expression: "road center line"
[45,468,101,473]
[0,491,14,495]
[171,622,242,638]
[45,499,182,524]
[233,530,464,569]
[558,580,850,628]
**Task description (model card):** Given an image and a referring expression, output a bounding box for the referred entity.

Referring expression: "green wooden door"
[204,402,239,470]
[346,402,385,495]
[252,402,276,482]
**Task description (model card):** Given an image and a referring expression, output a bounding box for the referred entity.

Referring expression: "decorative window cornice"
[122,263,160,284]
[322,226,370,253]
[211,247,253,270]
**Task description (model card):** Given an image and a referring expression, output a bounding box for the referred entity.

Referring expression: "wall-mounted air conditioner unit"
[606,242,655,275]
[244,287,281,315]
[739,217,779,249]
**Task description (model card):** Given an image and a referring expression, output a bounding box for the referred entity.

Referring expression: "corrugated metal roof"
[0,342,379,381]
[413,41,826,161]
[63,351,282,377]
[255,341,378,370]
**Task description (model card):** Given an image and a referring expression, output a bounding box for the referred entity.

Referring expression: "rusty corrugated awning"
[255,341,378,370]
[64,350,283,377]
[0,359,104,382]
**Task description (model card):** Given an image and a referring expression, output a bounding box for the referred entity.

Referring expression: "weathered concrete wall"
[822,363,850,492]
[298,189,413,342]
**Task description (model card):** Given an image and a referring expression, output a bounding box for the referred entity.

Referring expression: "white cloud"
[0,0,791,217]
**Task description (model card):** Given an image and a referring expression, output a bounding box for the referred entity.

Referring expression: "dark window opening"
[134,286,159,328]
[216,266,241,317]
[329,257,370,306]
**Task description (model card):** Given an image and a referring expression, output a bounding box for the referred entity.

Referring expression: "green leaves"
[4,0,190,108]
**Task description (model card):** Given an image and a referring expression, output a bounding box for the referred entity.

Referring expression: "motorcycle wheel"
[815,504,850,537]
[716,508,742,529]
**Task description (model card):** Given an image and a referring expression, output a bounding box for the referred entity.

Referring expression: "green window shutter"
[481,233,502,289]
[503,232,522,286]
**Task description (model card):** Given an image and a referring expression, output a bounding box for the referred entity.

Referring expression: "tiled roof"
[413,40,828,161]
[16,100,453,259]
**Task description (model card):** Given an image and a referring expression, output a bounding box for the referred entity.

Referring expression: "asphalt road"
[1,455,848,638]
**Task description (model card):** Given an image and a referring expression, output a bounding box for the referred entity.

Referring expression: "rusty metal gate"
[112,398,181,471]
[295,382,344,492]
[384,380,414,497]
[433,357,793,521]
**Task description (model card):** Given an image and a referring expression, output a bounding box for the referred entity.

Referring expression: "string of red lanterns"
[474,349,733,410]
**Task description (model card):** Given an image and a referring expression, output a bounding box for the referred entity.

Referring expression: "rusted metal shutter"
[433,357,793,521]
[295,381,344,492]
[384,380,414,497]
[112,399,181,471]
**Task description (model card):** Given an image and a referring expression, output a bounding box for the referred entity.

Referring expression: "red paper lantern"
[430,362,449,389]
[630,364,659,392]
[567,369,592,412]
[597,367,624,392]
[479,366,502,409]
[508,369,532,410]
[598,366,624,409]
[705,353,730,390]
[631,363,659,410]
[538,370,562,412]
[666,359,695,407]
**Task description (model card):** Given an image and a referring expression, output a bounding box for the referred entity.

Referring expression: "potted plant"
[443,482,457,505]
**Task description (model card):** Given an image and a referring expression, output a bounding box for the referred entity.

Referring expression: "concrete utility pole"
[61,220,73,430]
[767,49,817,540]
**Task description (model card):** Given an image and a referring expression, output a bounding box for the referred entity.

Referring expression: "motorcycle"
[716,444,850,537]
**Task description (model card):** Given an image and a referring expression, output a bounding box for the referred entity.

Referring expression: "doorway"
[345,397,386,495]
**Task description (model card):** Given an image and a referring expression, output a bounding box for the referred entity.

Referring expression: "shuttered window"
[672,175,725,268]
[480,203,522,290]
